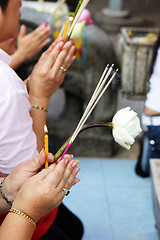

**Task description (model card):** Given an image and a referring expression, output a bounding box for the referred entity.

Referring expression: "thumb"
[22,150,46,173]
[18,24,27,38]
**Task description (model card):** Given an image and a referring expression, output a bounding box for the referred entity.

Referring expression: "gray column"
[108,0,123,11]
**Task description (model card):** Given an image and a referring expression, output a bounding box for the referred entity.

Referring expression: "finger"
[49,41,73,77]
[45,159,69,187]
[65,46,76,68]
[34,25,51,41]
[40,41,64,71]
[63,164,80,190]
[40,38,51,48]
[47,153,54,162]
[56,154,74,164]
[18,24,26,38]
[35,38,51,53]
[59,45,76,71]
[16,150,46,174]
[65,161,80,188]
[26,150,53,170]
[45,38,63,54]
[58,160,80,191]
[55,56,75,86]
[73,177,80,186]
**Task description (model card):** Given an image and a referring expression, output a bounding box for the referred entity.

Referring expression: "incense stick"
[72,0,84,19]
[67,0,90,38]
[59,65,118,160]
[71,69,118,143]
[45,0,66,26]
[58,23,65,38]
[69,65,109,142]
[70,64,113,143]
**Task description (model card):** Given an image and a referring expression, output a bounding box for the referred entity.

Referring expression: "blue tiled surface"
[63,158,159,240]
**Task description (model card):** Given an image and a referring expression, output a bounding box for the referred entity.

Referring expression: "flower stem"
[54,122,112,162]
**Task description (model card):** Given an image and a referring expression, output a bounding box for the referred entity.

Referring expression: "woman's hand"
[1,151,54,205]
[28,38,76,105]
[12,156,80,222]
[10,24,51,69]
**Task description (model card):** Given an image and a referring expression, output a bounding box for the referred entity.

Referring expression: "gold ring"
[60,66,67,73]
[63,188,70,196]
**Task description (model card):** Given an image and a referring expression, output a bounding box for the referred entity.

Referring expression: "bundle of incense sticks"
[45,0,66,26]
[59,64,118,160]
[59,0,90,41]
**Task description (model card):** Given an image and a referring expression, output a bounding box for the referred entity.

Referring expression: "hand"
[28,38,76,104]
[3,151,54,203]
[12,156,80,222]
[10,24,51,70]
[17,24,51,62]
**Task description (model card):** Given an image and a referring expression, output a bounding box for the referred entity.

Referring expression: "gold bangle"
[31,104,48,112]
[9,208,36,229]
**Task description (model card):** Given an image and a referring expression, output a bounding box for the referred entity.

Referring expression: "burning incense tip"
[111,64,114,68]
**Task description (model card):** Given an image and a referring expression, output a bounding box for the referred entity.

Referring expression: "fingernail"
[65,41,72,48]
[72,56,76,61]
[48,153,54,162]
[40,23,45,28]
[72,160,79,168]
[74,166,80,174]
[71,154,74,159]
[59,42,63,48]
[48,163,56,170]
[65,158,69,164]
[74,178,80,184]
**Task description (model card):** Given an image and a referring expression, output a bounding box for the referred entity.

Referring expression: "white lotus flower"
[112,107,142,150]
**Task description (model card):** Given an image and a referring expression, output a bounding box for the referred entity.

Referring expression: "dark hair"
[66,0,79,11]
[150,33,160,75]
[0,0,9,12]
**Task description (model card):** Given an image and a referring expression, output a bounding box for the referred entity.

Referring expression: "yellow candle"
[62,20,70,40]
[44,125,49,168]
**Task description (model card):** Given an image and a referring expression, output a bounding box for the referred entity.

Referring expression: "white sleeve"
[0,89,38,174]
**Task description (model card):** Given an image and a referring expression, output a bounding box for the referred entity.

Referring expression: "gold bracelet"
[9,208,36,229]
[31,104,48,112]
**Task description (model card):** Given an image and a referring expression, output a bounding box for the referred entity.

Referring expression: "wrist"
[29,95,49,110]
[9,208,36,229]
[12,50,25,66]
[12,199,40,223]
[0,178,13,207]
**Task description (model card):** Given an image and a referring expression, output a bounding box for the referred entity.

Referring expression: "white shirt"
[145,47,160,112]
[0,49,38,174]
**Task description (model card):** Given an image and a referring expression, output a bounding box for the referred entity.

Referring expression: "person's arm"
[0,178,10,213]
[28,38,76,152]
[0,212,34,240]
[0,151,53,213]
[10,24,51,70]
[0,153,80,240]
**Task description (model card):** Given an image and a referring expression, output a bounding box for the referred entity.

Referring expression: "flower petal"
[124,117,142,137]
[113,126,135,145]
[112,107,138,128]
[112,129,131,150]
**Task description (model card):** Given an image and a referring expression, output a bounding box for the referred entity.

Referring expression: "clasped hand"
[2,151,80,221]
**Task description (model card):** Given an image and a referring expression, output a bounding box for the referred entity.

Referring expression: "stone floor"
[63,158,159,240]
